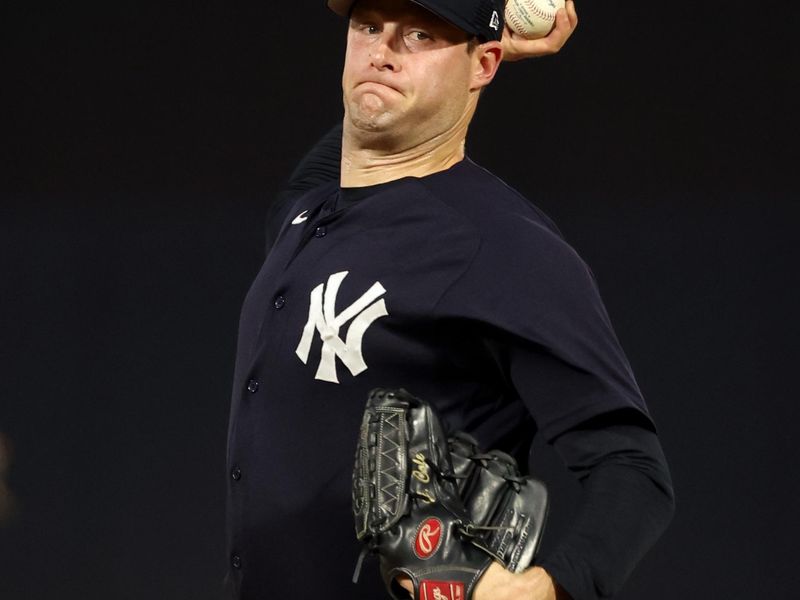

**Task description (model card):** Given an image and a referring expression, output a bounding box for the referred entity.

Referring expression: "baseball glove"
[448,431,549,573]
[352,388,548,600]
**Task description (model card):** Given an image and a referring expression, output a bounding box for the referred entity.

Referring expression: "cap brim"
[327,0,355,17]
[408,0,480,38]
[327,0,477,38]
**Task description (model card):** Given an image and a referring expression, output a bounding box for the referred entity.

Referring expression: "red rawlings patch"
[414,518,443,559]
[420,580,465,600]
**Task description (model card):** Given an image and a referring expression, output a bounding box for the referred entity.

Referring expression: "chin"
[347,102,396,133]
[345,113,406,151]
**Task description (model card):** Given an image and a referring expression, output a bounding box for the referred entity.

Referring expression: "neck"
[341,107,474,188]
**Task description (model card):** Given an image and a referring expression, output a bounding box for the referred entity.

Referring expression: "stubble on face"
[345,84,395,133]
[342,0,475,150]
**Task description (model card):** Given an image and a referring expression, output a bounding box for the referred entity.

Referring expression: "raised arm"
[264,123,343,253]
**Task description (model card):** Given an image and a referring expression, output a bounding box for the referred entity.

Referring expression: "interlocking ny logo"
[295,271,388,383]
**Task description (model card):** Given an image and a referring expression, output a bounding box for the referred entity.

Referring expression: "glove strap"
[352,545,371,584]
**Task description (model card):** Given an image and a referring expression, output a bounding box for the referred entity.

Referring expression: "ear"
[470,41,503,91]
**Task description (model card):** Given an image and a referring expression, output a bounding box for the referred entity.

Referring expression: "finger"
[552,8,570,36]
[396,574,413,593]
[566,0,579,29]
[544,8,575,52]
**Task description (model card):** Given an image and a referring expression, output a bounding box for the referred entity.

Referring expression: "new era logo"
[489,10,500,31]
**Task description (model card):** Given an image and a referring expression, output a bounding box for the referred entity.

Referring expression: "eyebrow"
[349,3,468,43]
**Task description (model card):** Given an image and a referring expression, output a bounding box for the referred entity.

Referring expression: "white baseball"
[505,0,565,40]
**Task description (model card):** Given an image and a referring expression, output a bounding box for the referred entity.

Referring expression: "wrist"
[473,563,565,600]
[520,566,559,600]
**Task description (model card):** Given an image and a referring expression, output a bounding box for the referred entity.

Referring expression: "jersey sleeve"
[436,214,651,441]
[539,411,675,599]
[283,122,342,194]
[265,123,342,253]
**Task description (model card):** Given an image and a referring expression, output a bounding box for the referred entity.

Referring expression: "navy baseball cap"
[327,0,506,42]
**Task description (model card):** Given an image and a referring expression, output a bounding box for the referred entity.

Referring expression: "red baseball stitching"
[506,0,560,36]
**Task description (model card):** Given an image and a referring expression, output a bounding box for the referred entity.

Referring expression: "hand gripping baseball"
[352,389,548,600]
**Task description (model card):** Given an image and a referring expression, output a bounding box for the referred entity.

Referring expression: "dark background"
[1,1,797,598]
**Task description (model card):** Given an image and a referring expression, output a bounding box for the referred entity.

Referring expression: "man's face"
[342,0,479,148]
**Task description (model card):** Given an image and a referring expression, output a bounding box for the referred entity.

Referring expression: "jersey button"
[231,467,242,481]
[314,226,327,238]
[232,555,242,569]
[273,296,286,310]
[246,379,260,393]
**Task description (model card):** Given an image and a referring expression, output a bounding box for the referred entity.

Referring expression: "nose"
[370,30,400,72]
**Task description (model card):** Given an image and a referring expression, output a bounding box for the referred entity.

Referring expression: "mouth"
[357,80,402,95]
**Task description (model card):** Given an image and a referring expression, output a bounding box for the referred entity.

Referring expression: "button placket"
[284,200,341,269]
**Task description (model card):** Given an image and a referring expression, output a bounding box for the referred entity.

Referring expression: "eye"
[353,20,380,35]
[407,30,431,42]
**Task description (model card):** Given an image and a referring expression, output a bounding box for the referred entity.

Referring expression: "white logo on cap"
[490,10,500,31]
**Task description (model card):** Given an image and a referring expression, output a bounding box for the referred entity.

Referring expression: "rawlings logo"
[414,518,443,559]
[420,580,465,600]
